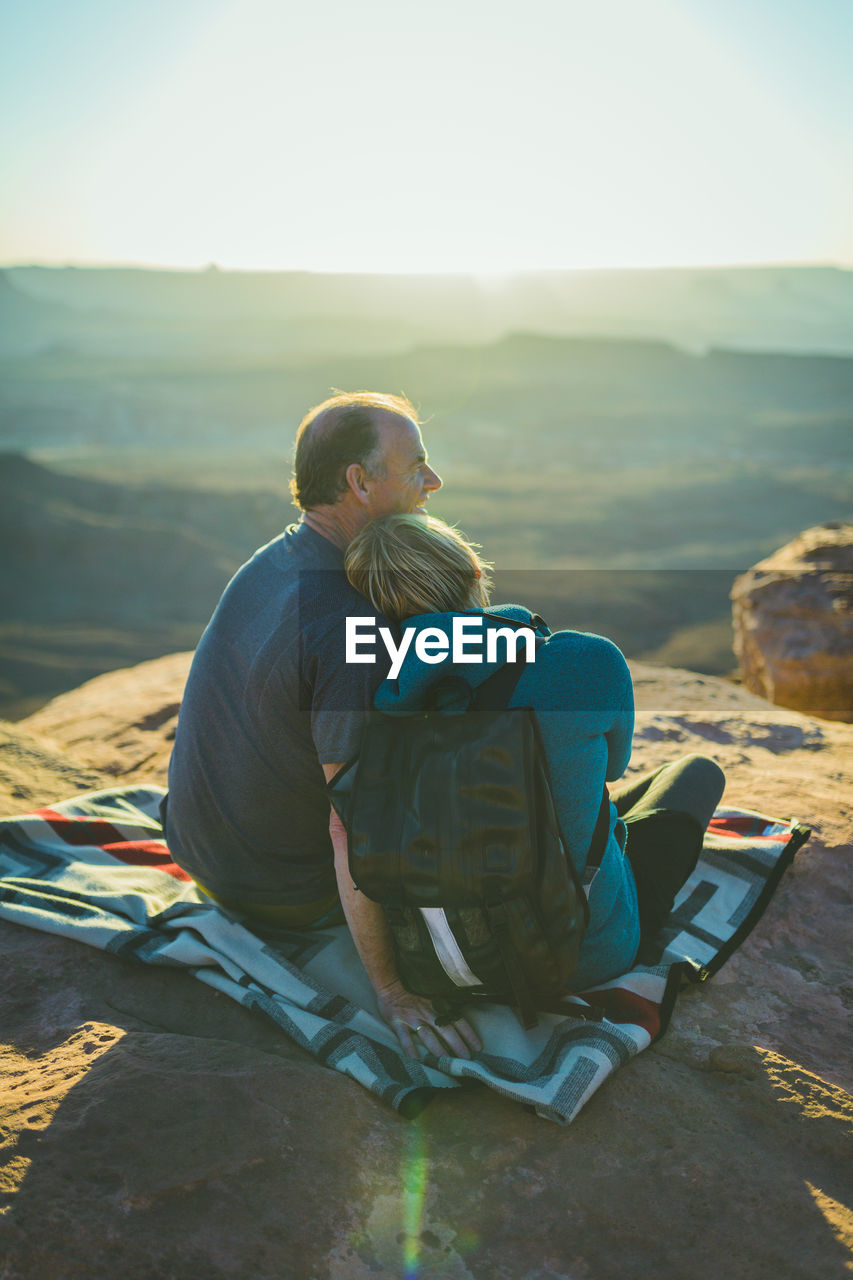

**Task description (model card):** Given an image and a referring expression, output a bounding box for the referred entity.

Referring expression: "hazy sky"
[3,0,852,272]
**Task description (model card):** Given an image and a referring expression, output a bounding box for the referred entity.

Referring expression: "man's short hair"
[290,391,420,511]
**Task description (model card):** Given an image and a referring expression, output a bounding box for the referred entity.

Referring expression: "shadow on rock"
[2,1026,850,1280]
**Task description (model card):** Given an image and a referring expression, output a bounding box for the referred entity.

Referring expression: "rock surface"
[731,521,853,722]
[20,649,191,783]
[1,653,852,1279]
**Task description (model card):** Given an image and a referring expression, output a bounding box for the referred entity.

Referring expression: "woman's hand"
[376,979,482,1061]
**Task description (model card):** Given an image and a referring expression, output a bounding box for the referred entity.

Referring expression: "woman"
[342,514,725,1022]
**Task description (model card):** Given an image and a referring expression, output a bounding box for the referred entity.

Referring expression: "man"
[164,390,479,1059]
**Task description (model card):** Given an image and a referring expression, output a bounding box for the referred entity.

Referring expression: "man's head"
[290,392,441,525]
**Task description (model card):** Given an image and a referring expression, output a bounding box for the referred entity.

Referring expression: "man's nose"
[424,465,442,492]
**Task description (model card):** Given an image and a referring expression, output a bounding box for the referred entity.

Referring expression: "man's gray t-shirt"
[164,521,389,905]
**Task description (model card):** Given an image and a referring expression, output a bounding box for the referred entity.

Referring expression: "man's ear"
[345,462,371,505]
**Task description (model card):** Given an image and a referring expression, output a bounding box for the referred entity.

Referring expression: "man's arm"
[323,764,480,1061]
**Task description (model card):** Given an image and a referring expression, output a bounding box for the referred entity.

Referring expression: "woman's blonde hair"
[345,515,493,621]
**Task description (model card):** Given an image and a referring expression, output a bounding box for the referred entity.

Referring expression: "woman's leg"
[609,764,667,817]
[615,754,726,946]
[612,754,725,830]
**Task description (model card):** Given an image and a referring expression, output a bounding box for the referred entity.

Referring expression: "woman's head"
[345,515,492,621]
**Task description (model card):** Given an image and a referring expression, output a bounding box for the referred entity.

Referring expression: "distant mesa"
[0,269,80,358]
[5,262,853,357]
[732,522,853,722]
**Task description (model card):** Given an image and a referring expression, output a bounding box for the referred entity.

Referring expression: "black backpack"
[328,639,610,1028]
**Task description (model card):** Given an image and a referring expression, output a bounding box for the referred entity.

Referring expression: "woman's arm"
[323,764,480,1061]
[604,646,635,780]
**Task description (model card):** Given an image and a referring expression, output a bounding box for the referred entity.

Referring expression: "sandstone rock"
[20,650,193,783]
[731,522,853,722]
[0,719,106,813]
[1,656,852,1279]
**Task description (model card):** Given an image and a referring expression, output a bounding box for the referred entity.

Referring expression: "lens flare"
[402,1122,428,1279]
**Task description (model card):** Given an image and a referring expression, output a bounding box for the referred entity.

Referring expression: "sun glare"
[2,0,851,271]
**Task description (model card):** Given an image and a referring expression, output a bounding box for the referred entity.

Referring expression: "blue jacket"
[373,604,640,989]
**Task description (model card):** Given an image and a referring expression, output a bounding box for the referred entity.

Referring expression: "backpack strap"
[425,640,530,716]
[587,784,612,873]
[423,613,541,716]
[473,610,544,712]
[473,656,529,712]
[529,994,606,1022]
[486,899,539,1029]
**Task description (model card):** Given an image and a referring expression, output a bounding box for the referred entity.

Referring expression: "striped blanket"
[0,786,809,1124]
